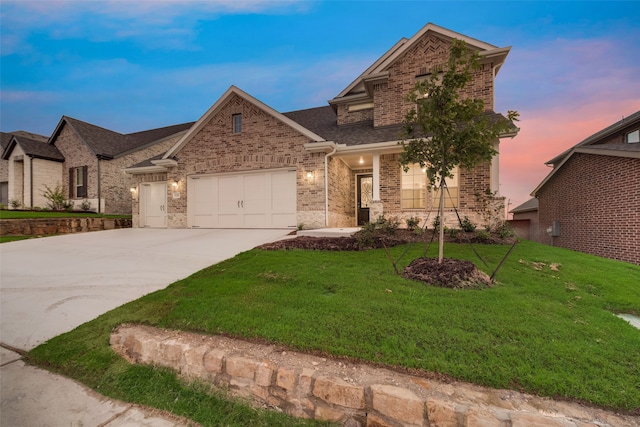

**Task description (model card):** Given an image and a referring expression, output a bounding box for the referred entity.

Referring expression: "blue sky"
[1,0,639,208]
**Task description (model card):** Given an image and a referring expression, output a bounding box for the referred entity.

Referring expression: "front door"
[140,182,167,228]
[357,174,373,226]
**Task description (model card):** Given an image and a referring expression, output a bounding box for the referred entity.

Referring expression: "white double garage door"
[188,169,297,229]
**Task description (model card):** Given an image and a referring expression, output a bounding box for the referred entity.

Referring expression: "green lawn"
[0,210,130,219]
[27,240,640,425]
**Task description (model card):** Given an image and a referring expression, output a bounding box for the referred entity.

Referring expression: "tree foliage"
[399,39,519,184]
[398,39,519,263]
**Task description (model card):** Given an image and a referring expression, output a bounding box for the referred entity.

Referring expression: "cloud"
[493,33,640,208]
[0,0,313,54]
[500,97,640,208]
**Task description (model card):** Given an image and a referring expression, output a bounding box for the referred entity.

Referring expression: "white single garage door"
[188,169,297,229]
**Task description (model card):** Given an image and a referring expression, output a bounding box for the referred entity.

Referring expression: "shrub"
[496,221,515,238]
[9,199,21,209]
[80,199,92,212]
[374,215,399,235]
[473,189,505,231]
[406,216,421,231]
[446,227,460,239]
[41,184,73,211]
[460,216,476,232]
[475,230,490,242]
[432,215,440,231]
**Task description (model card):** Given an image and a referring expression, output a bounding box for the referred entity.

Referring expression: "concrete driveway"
[1,228,288,351]
[0,227,288,426]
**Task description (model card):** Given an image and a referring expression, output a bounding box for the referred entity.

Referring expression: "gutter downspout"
[324,145,337,227]
[97,158,101,213]
[29,156,33,208]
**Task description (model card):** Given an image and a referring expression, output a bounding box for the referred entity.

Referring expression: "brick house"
[509,198,539,241]
[126,23,518,229]
[531,110,640,265]
[2,117,193,214]
[1,131,55,208]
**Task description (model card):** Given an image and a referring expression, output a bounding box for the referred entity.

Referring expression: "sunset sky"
[1,0,639,209]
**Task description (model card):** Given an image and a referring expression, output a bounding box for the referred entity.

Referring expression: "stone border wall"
[0,217,132,236]
[110,325,637,427]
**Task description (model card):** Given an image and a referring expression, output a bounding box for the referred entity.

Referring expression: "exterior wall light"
[172,180,179,188]
[130,186,136,193]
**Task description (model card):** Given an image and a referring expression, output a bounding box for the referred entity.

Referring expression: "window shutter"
[80,166,88,198]
[69,168,74,198]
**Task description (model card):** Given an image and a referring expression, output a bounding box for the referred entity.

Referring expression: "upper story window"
[626,129,639,144]
[401,164,427,209]
[232,114,242,134]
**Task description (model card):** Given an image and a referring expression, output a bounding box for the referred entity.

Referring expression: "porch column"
[372,153,380,201]
[369,153,383,222]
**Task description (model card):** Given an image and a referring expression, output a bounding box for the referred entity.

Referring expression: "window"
[69,166,87,198]
[626,129,639,144]
[232,114,242,133]
[432,167,459,209]
[401,164,427,209]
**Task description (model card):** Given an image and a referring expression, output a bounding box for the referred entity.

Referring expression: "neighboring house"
[2,117,194,214]
[0,131,51,207]
[126,23,518,229]
[509,198,539,241]
[531,110,640,265]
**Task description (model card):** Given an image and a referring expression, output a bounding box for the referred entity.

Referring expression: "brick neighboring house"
[2,117,193,214]
[1,131,53,207]
[509,198,539,241]
[126,23,518,230]
[531,110,640,265]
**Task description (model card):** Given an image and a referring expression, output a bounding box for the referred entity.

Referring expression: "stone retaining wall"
[110,325,638,427]
[0,217,132,236]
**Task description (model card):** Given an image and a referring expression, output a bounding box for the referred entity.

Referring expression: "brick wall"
[55,123,179,215]
[31,158,64,208]
[103,136,178,215]
[166,94,324,227]
[373,34,494,128]
[377,153,498,229]
[537,153,639,265]
[336,104,374,126]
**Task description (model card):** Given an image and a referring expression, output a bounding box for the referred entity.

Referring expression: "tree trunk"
[438,176,445,264]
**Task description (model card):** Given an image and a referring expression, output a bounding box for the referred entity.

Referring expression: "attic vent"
[373,83,388,92]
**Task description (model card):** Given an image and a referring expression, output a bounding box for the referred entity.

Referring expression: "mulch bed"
[404,257,492,289]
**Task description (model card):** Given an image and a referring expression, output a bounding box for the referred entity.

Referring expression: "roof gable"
[50,116,194,160]
[163,85,326,159]
[331,23,510,103]
[1,131,58,161]
[545,110,640,166]
[532,110,640,197]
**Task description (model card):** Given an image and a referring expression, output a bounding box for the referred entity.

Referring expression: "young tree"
[399,39,519,263]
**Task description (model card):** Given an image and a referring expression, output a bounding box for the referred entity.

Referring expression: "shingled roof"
[283,106,515,147]
[52,116,195,159]
[283,106,404,146]
[1,131,59,161]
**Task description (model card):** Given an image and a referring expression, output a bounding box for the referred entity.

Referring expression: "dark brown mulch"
[403,257,492,289]
[258,229,514,252]
[258,236,361,251]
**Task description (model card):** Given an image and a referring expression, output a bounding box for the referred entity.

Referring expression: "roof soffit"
[163,85,326,159]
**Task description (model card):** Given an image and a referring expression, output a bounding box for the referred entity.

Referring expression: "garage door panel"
[191,177,218,228]
[188,169,296,229]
